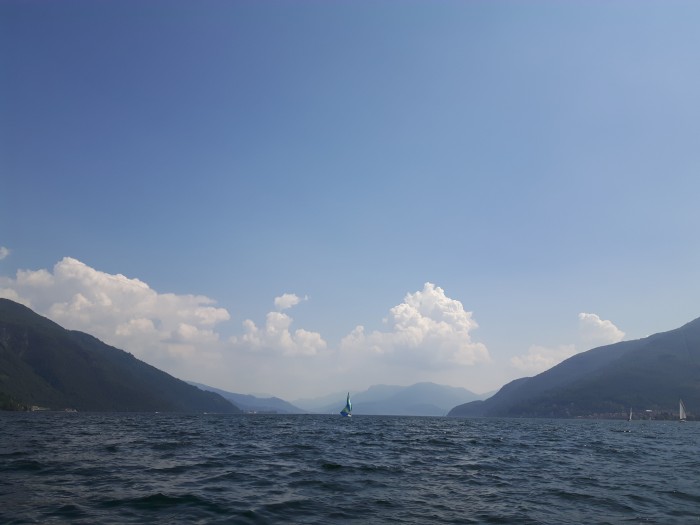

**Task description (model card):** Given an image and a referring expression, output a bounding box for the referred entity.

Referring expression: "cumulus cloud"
[510,344,577,374]
[274,293,306,311]
[340,282,489,368]
[0,246,9,260]
[578,312,625,345]
[232,296,326,356]
[0,257,341,396]
[0,257,230,371]
[509,312,625,375]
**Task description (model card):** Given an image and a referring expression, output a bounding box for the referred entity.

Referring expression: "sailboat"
[679,399,687,422]
[628,408,632,422]
[340,392,352,417]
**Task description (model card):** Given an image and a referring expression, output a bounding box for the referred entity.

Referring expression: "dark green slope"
[449,317,700,418]
[0,299,240,413]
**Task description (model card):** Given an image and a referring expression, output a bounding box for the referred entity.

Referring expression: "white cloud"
[0,287,21,303]
[340,282,489,368]
[17,268,54,287]
[0,257,231,373]
[274,293,306,311]
[510,344,577,374]
[2,258,494,397]
[0,257,338,396]
[232,308,327,357]
[509,312,625,375]
[0,246,9,260]
[578,312,625,345]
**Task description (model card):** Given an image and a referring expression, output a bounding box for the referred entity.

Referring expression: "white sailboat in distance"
[679,399,687,422]
[340,392,352,417]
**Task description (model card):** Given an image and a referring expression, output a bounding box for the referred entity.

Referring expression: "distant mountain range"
[189,382,306,414]
[0,299,240,413]
[449,316,700,418]
[298,382,485,416]
[188,381,484,416]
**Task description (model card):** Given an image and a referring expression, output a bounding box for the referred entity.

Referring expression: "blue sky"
[2,1,700,399]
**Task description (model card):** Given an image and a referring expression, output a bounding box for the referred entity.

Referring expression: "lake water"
[1,413,699,524]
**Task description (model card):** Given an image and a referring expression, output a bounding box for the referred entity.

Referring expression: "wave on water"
[1,413,699,524]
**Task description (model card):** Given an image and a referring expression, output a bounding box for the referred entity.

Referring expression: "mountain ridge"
[189,382,306,414]
[449,316,700,418]
[305,382,484,416]
[0,298,240,413]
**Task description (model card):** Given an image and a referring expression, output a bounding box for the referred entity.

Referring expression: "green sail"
[340,392,352,417]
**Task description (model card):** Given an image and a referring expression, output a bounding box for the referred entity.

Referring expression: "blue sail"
[340,392,352,417]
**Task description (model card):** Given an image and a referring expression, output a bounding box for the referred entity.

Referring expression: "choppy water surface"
[1,413,699,524]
